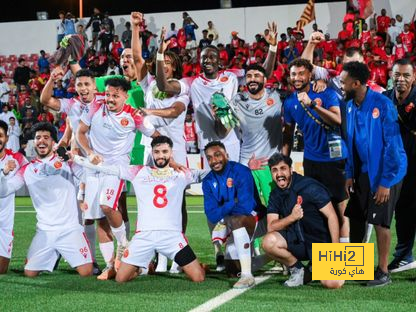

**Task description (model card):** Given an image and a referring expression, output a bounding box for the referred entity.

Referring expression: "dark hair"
[31,122,58,143]
[288,58,313,73]
[345,47,363,58]
[342,61,370,85]
[75,68,95,79]
[0,120,8,135]
[204,141,226,152]
[9,116,15,121]
[245,64,267,77]
[151,135,173,148]
[393,58,413,67]
[268,153,292,168]
[40,50,45,54]
[104,77,131,92]
[201,45,220,56]
[18,58,25,63]
[164,51,183,79]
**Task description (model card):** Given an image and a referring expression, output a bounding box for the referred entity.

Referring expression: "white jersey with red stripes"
[80,101,155,164]
[59,93,106,135]
[190,71,239,148]
[0,149,28,231]
[117,165,204,232]
[0,154,80,231]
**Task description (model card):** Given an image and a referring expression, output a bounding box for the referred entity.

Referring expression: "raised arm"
[40,66,65,111]
[155,27,182,94]
[262,21,278,78]
[131,11,147,82]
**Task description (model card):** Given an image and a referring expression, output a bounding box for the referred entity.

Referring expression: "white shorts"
[0,228,13,259]
[122,231,189,269]
[85,169,124,212]
[201,142,240,169]
[25,225,93,272]
[84,171,106,220]
[224,215,267,260]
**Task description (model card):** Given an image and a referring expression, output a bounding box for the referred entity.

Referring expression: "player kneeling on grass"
[202,141,270,289]
[0,122,93,277]
[73,135,206,283]
[262,153,344,289]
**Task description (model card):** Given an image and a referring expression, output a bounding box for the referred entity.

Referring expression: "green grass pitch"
[0,196,415,312]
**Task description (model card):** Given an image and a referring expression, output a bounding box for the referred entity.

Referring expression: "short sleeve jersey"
[284,85,347,162]
[140,74,190,153]
[80,101,155,164]
[190,71,239,148]
[232,89,283,165]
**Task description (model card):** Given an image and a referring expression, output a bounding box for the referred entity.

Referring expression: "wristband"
[269,44,277,53]
[156,52,164,61]
[69,60,77,65]
[310,100,317,108]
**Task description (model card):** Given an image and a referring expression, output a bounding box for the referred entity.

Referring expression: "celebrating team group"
[0,12,415,290]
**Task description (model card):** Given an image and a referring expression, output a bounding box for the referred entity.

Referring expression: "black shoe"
[367,267,392,287]
[92,262,102,276]
[216,254,225,272]
[303,265,312,285]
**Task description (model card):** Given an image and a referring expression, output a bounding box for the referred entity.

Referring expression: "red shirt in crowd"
[361,30,372,47]
[377,15,391,33]
[338,30,351,42]
[386,54,396,70]
[369,61,388,87]
[295,40,304,55]
[394,44,407,59]
[182,63,193,77]
[177,28,187,49]
[400,31,415,52]
[184,121,197,143]
[321,40,337,57]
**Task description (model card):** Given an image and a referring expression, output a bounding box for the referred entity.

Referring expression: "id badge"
[328,132,343,159]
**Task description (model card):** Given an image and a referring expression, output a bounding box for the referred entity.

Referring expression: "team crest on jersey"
[220,76,228,83]
[120,118,129,127]
[405,102,414,113]
[53,161,63,169]
[123,248,129,258]
[213,182,217,188]
[372,107,380,119]
[314,98,322,107]
[266,98,275,106]
[226,178,233,188]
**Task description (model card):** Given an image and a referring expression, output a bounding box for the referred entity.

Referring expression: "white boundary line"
[189,275,271,312]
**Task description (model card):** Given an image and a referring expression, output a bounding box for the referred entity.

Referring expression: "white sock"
[125,221,130,240]
[84,224,96,261]
[156,254,168,271]
[214,241,223,257]
[233,227,252,277]
[110,222,128,247]
[99,241,114,267]
[340,237,350,243]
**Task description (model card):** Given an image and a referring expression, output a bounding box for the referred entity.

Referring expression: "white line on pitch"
[189,275,271,312]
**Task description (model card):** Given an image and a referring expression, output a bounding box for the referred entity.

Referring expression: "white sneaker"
[233,274,255,289]
[284,266,304,287]
[155,254,168,273]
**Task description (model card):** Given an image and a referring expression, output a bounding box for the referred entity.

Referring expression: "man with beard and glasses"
[282,58,349,244]
[340,62,407,287]
[77,77,160,275]
[0,122,93,277]
[73,135,206,283]
[262,153,342,289]
[0,120,28,274]
[191,22,278,271]
[202,141,268,289]
[41,67,115,278]
[382,58,416,273]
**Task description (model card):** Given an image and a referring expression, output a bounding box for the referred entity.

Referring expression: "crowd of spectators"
[0,7,415,158]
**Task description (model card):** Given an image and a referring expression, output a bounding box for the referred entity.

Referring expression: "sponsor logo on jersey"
[266,98,275,106]
[120,118,129,127]
[123,248,129,258]
[226,178,233,188]
[54,161,63,169]
[213,182,217,188]
[405,102,414,113]
[372,107,380,119]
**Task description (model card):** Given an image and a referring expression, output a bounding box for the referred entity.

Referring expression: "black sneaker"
[367,267,392,287]
[92,262,102,276]
[216,254,225,272]
[303,265,312,285]
[388,258,416,273]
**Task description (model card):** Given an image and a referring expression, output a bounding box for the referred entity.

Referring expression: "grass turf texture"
[0,196,414,312]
